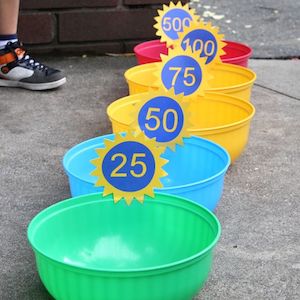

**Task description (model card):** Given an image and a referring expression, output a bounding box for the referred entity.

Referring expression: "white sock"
[0,38,18,49]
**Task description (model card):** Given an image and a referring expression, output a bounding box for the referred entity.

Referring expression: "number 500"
[163,17,191,32]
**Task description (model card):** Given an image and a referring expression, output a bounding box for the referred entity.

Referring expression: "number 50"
[145,107,179,133]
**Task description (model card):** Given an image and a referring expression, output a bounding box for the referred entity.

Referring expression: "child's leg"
[0,0,66,90]
[0,0,19,48]
[0,0,19,34]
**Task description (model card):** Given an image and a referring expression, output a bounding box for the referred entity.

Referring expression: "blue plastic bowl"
[63,134,230,211]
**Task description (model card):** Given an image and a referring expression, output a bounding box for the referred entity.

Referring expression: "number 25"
[110,153,147,178]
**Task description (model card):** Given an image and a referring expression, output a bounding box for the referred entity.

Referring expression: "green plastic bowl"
[28,193,221,300]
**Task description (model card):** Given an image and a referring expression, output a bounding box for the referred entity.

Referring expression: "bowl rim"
[133,39,253,62]
[188,92,256,133]
[62,134,230,192]
[222,40,253,62]
[107,92,255,135]
[28,192,221,274]
[124,62,257,92]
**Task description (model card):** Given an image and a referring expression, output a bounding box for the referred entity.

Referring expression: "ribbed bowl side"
[35,251,215,300]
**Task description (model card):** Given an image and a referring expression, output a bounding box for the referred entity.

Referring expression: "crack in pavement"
[254,83,300,101]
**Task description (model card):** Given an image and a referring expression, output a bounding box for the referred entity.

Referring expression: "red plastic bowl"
[134,39,253,67]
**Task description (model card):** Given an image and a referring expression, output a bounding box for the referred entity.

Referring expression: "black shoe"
[0,41,66,90]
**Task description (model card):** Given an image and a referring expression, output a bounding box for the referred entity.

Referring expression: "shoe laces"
[21,53,47,71]
[6,41,47,71]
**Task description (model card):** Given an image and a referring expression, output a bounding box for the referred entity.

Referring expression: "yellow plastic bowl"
[107,92,255,162]
[124,62,256,102]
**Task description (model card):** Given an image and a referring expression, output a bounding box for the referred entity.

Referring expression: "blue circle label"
[161,55,202,96]
[102,141,155,192]
[162,8,192,40]
[181,29,218,64]
[138,96,184,143]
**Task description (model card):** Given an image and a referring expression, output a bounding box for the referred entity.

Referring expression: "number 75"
[169,67,196,87]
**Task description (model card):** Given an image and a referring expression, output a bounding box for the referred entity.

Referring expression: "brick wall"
[19,0,188,55]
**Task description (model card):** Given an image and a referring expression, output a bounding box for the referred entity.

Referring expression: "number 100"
[182,38,215,56]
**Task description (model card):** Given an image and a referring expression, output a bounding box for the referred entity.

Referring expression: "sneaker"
[0,41,66,90]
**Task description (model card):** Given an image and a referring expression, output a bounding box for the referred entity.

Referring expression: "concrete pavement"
[0,56,299,299]
[190,0,300,58]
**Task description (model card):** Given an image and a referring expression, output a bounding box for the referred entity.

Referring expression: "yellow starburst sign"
[154,1,199,47]
[155,47,210,97]
[90,132,168,205]
[130,88,192,150]
[176,20,226,64]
